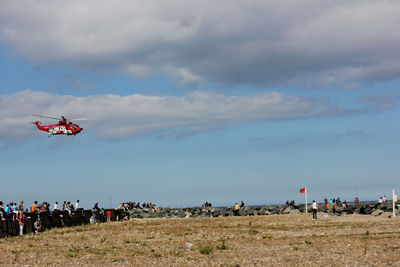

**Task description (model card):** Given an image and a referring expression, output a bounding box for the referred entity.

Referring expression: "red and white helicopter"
[31,114,86,137]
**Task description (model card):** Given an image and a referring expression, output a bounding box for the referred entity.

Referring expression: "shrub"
[198,245,213,254]
[216,239,227,250]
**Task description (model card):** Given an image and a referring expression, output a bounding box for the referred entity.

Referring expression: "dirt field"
[0,214,400,266]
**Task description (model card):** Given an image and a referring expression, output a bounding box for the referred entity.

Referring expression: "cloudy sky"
[1,0,399,208]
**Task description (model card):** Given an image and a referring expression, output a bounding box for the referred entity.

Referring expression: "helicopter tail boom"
[33,121,49,132]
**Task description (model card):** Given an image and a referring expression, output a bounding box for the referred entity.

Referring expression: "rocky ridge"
[129,202,400,219]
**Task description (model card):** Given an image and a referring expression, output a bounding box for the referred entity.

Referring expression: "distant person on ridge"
[354,197,360,213]
[312,200,318,219]
[234,203,240,216]
[92,202,99,224]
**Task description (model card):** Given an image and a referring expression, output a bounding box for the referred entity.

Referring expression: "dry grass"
[1,214,400,266]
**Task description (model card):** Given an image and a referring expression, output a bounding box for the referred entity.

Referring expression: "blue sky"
[1,1,400,208]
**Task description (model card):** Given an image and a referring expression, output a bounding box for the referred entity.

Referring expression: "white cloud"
[0,90,350,142]
[1,1,400,88]
[165,67,203,86]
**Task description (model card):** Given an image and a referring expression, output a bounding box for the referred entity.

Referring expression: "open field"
[1,214,400,266]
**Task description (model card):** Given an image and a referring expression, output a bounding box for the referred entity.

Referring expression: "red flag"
[299,187,306,194]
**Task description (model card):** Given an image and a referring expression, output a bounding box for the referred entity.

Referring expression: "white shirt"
[312,202,317,209]
[54,203,58,210]
[76,202,79,209]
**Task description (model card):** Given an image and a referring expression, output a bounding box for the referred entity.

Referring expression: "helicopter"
[31,114,86,137]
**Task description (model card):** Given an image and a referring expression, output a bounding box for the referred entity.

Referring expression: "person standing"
[106,210,111,222]
[92,202,99,224]
[31,201,37,213]
[354,197,360,213]
[18,201,24,212]
[233,203,240,216]
[17,211,26,236]
[312,200,318,219]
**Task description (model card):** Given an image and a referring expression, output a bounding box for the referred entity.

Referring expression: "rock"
[289,209,300,214]
[371,209,384,216]
[264,205,275,211]
[239,209,248,216]
[135,212,150,219]
[334,206,344,213]
[212,210,222,217]
[359,205,371,214]
[283,206,293,214]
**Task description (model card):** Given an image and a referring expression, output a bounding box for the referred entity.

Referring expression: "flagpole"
[393,189,396,218]
[305,186,308,214]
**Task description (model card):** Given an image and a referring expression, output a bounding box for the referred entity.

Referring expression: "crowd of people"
[322,197,347,208]
[378,195,387,203]
[285,200,298,207]
[202,201,213,208]
[0,201,44,236]
[0,200,84,219]
[0,199,133,236]
[117,202,158,213]
[231,201,246,216]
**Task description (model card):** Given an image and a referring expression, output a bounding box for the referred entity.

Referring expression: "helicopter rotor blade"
[32,114,61,120]
[70,118,93,121]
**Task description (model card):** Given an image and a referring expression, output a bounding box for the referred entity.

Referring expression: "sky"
[1,0,400,208]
